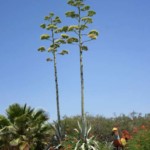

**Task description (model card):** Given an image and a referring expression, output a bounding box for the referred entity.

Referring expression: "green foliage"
[53,121,65,140]
[1,105,150,149]
[61,135,77,149]
[0,115,10,128]
[61,113,150,144]
[0,103,51,150]
[51,121,66,146]
[73,118,100,150]
[128,129,150,150]
[98,142,114,150]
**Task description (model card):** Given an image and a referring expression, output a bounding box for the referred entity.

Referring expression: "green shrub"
[128,129,150,150]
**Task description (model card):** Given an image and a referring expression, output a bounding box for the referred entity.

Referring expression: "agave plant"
[44,121,66,150]
[52,121,66,143]
[74,118,100,150]
[65,0,99,127]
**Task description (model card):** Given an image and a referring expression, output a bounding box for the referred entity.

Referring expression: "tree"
[0,103,51,150]
[65,0,98,128]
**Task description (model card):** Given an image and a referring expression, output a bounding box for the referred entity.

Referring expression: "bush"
[127,128,150,150]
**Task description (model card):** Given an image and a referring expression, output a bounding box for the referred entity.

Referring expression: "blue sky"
[0,0,150,121]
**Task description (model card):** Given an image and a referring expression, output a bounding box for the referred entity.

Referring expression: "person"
[112,127,124,150]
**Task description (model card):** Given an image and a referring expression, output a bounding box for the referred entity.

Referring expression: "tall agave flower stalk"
[38,13,68,143]
[65,0,99,139]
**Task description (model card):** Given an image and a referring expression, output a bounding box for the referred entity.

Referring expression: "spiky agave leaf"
[80,143,85,150]
[90,145,96,150]
[86,136,94,144]
[74,140,81,150]
[87,124,92,136]
[77,121,82,133]
[74,128,79,133]
[93,140,100,149]
[53,121,66,143]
